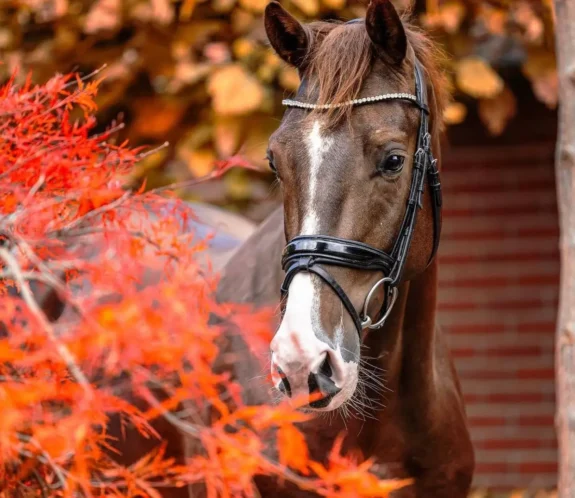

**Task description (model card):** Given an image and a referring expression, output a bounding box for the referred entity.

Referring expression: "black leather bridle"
[279,54,443,337]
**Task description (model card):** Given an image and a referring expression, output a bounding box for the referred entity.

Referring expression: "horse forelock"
[300,16,449,142]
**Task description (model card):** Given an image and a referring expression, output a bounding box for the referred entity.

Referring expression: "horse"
[21,1,474,495]
[215,1,475,496]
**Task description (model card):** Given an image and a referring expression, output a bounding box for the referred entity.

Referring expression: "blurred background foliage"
[0,0,557,221]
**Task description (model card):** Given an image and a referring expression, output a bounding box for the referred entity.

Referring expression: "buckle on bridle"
[360,277,399,330]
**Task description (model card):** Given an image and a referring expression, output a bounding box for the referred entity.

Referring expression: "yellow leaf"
[233,38,256,59]
[187,149,216,177]
[292,0,319,16]
[150,0,174,24]
[180,125,213,150]
[531,72,558,109]
[279,66,300,91]
[168,61,211,92]
[55,0,68,17]
[213,0,236,12]
[257,64,276,83]
[522,50,558,109]
[224,168,252,200]
[264,51,282,69]
[238,0,267,13]
[422,2,465,33]
[443,101,467,125]
[322,0,346,9]
[481,6,507,35]
[440,2,466,33]
[456,57,504,99]
[179,0,197,20]
[478,86,516,136]
[0,29,12,50]
[208,64,265,116]
[214,117,243,157]
[84,0,120,33]
[131,98,185,138]
[232,9,255,33]
[513,2,544,43]
[176,126,214,175]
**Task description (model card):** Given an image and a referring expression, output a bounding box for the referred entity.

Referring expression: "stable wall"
[439,141,558,489]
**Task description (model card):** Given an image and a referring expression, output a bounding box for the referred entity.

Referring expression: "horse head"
[265,0,447,411]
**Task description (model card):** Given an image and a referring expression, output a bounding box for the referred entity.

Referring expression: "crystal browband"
[282,92,419,110]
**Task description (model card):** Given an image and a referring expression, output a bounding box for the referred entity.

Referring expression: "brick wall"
[438,142,558,489]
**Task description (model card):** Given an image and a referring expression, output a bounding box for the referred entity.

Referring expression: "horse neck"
[363,259,438,394]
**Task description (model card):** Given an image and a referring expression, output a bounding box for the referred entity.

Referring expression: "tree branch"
[0,247,93,399]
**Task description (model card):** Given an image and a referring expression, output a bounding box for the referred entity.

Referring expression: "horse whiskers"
[358,372,390,395]
[342,395,378,422]
[269,386,285,406]
[355,381,386,409]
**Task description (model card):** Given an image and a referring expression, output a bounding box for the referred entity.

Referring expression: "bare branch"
[136,141,169,161]
[22,174,45,205]
[59,190,132,232]
[0,248,93,399]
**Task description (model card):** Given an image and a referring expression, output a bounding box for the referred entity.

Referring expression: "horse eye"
[379,154,405,174]
[266,152,277,174]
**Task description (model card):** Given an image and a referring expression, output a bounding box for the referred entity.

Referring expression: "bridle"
[278,42,443,338]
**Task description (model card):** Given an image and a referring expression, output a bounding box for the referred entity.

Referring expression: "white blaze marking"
[301,120,334,235]
[281,120,335,354]
[271,121,357,410]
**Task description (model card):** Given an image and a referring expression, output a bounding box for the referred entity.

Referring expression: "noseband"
[279,50,443,337]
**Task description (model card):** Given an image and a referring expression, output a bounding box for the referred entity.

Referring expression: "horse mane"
[301,16,449,142]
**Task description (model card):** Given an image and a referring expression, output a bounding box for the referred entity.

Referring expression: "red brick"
[440,275,558,289]
[452,346,542,358]
[444,323,508,334]
[518,415,555,427]
[518,462,558,474]
[444,143,554,165]
[439,298,556,312]
[451,348,475,358]
[464,392,554,404]
[474,439,557,450]
[443,227,558,242]
[517,321,556,334]
[440,252,558,264]
[460,368,554,381]
[474,463,511,474]
[467,416,507,427]
[444,204,556,218]
[443,179,556,195]
[517,368,555,380]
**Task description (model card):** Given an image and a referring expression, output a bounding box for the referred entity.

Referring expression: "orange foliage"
[0,70,411,497]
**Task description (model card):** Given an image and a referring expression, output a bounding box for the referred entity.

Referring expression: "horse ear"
[365,0,407,65]
[264,1,309,68]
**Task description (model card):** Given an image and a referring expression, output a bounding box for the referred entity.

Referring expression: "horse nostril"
[319,355,333,378]
[308,370,341,409]
[275,365,292,397]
